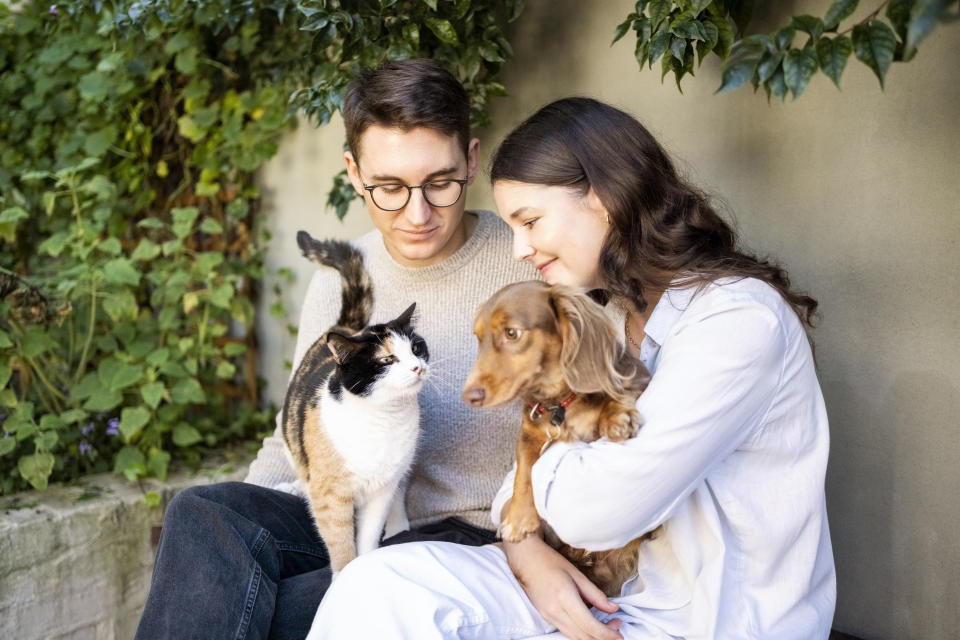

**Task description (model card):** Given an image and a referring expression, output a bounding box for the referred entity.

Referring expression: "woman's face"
[493,180,610,291]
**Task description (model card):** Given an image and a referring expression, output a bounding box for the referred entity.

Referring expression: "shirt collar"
[642,285,700,347]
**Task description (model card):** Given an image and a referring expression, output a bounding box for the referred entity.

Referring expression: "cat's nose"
[412,365,424,375]
[462,387,485,407]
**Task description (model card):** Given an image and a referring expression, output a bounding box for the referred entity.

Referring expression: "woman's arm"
[533,292,788,550]
[498,499,625,640]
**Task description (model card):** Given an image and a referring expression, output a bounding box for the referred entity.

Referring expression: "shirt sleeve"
[244,267,342,488]
[530,292,787,551]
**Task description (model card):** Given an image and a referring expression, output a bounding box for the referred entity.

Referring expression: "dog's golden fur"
[462,280,655,596]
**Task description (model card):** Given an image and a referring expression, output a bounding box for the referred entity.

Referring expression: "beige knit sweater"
[245,210,537,529]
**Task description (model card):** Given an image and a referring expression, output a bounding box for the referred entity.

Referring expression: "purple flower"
[106,418,120,436]
[82,422,95,436]
[79,441,92,456]
[49,5,57,14]
[3,431,9,439]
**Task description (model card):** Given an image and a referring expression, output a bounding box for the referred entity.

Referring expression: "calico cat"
[282,231,430,574]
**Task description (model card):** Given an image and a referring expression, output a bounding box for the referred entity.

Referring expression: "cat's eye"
[504,328,522,340]
[379,355,397,365]
[412,342,423,355]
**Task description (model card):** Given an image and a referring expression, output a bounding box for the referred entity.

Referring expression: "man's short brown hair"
[342,59,471,161]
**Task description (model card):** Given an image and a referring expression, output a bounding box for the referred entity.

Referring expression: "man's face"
[345,125,479,267]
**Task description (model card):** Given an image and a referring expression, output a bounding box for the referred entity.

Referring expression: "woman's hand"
[501,535,623,640]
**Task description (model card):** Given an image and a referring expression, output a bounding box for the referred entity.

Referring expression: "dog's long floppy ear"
[550,286,633,398]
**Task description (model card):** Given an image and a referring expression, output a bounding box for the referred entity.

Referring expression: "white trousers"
[305,541,672,640]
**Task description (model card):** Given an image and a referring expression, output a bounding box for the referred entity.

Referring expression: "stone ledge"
[0,455,251,640]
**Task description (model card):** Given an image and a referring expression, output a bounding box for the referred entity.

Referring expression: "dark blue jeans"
[134,481,497,640]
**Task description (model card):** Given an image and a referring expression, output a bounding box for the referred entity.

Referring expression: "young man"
[135,59,534,640]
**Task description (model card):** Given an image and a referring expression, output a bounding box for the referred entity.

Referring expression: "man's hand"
[500,535,624,640]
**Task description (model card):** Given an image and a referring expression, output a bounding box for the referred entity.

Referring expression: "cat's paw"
[599,406,642,442]
[499,509,542,543]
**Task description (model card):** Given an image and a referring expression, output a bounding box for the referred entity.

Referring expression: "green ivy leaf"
[0,437,15,457]
[71,373,103,401]
[171,378,205,404]
[98,237,123,255]
[113,445,146,481]
[216,361,236,379]
[103,257,141,286]
[789,15,825,41]
[18,452,55,490]
[425,18,459,44]
[38,230,71,256]
[757,50,784,84]
[199,218,223,234]
[99,358,144,392]
[648,0,672,31]
[147,448,171,482]
[131,238,161,261]
[141,381,167,409]
[647,29,672,66]
[83,388,124,412]
[886,0,912,41]
[816,35,853,88]
[783,47,819,98]
[22,326,60,359]
[83,126,118,157]
[824,0,859,30]
[34,430,58,451]
[119,406,151,442]
[613,13,637,44]
[716,43,763,94]
[0,364,12,389]
[172,422,203,447]
[223,342,247,357]
[77,71,110,101]
[177,115,207,143]
[853,21,896,88]
[59,409,88,424]
[906,0,953,53]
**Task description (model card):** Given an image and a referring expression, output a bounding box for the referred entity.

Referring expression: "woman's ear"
[585,187,611,225]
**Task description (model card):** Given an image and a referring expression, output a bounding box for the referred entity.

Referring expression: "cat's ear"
[325,331,363,365]
[395,302,416,327]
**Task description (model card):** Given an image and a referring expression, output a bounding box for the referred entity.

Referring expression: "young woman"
[307,97,836,640]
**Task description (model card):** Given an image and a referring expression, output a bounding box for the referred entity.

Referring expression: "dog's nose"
[462,387,485,407]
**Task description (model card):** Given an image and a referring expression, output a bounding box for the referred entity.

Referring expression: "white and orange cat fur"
[281,231,429,575]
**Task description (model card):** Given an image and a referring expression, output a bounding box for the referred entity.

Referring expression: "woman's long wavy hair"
[489,97,818,329]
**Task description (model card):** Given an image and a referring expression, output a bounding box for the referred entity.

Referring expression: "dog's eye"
[504,328,522,340]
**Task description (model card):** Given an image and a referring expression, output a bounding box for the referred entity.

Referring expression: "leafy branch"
[614,0,959,100]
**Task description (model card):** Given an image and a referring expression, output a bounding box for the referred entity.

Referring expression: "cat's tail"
[297,231,372,332]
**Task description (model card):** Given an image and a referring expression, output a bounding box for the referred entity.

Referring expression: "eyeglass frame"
[359,174,469,212]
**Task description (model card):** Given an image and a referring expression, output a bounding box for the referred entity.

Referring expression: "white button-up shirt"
[492,277,836,639]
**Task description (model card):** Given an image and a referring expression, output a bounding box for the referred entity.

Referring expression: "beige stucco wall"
[256,2,959,637]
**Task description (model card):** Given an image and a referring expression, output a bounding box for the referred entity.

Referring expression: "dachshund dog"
[462,280,655,597]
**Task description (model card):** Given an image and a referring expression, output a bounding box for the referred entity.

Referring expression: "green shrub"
[0,0,520,494]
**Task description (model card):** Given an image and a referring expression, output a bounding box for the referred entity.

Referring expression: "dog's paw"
[499,510,542,543]
[600,406,642,441]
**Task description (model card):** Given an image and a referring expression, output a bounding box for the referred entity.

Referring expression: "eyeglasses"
[360,175,468,211]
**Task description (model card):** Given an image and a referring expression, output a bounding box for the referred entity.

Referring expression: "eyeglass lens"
[370,180,464,210]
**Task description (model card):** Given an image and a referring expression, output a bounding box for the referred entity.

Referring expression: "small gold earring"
[605,213,611,224]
